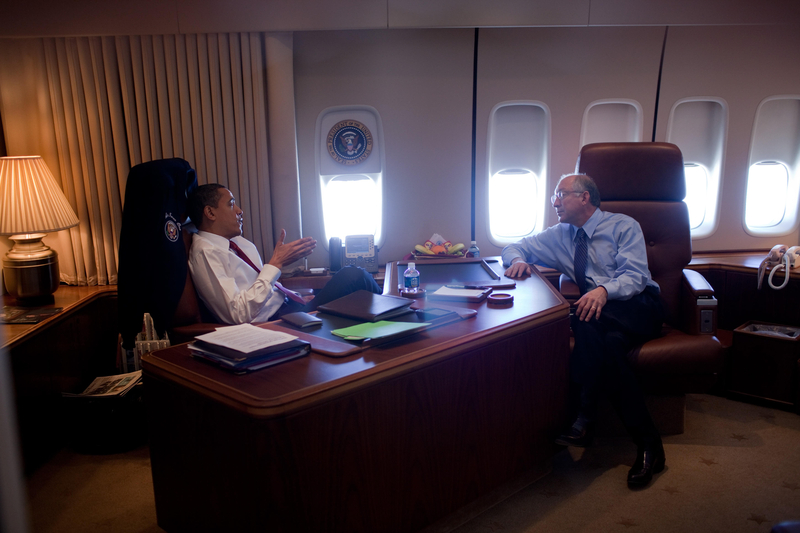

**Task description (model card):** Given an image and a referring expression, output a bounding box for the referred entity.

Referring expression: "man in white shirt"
[187,184,381,324]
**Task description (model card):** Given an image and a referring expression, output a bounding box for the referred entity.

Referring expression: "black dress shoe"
[555,423,593,447]
[627,444,666,488]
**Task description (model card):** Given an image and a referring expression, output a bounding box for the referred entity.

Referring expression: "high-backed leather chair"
[118,158,219,349]
[561,142,725,433]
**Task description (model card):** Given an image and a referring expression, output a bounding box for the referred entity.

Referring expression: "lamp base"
[3,234,61,303]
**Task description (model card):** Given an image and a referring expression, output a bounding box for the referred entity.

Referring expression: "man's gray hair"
[561,173,601,207]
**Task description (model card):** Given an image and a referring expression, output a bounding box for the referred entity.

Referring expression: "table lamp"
[0,156,80,303]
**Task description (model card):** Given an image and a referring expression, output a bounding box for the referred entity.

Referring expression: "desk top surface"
[1,285,117,351]
[143,257,569,417]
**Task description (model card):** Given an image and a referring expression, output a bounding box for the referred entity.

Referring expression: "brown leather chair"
[561,142,725,433]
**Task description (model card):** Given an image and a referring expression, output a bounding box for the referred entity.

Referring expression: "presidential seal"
[164,214,180,243]
[327,120,373,165]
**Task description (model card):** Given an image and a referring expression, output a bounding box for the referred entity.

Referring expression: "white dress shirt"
[188,231,286,324]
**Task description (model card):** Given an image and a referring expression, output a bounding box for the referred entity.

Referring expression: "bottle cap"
[470,240,477,245]
[408,262,415,269]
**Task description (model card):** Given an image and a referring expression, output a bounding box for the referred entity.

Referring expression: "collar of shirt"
[571,207,603,241]
[196,230,234,251]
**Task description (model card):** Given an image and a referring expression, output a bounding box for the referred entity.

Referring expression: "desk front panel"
[144,266,569,533]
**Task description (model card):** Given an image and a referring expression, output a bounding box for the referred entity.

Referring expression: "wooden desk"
[143,258,570,533]
[2,285,119,473]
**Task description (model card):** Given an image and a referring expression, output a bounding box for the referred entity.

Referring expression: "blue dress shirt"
[501,209,659,301]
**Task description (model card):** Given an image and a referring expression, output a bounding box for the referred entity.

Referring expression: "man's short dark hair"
[187,183,226,227]
[564,173,601,208]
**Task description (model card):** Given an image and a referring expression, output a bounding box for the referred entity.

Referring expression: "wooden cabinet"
[2,286,119,473]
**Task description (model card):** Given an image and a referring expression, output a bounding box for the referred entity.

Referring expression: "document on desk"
[331,320,431,341]
[427,286,491,303]
[432,287,486,298]
[195,324,297,354]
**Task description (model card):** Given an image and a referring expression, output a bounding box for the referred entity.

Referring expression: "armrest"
[681,269,718,335]
[559,274,580,305]
[683,268,715,296]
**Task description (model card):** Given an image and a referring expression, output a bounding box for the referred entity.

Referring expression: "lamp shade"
[0,156,79,235]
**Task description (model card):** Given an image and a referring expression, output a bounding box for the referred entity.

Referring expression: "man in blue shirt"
[502,173,665,488]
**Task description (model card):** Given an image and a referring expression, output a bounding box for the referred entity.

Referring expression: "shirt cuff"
[259,263,281,284]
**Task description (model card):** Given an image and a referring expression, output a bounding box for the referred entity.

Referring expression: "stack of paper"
[189,324,310,373]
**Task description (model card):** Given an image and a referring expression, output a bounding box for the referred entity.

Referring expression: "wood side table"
[2,285,119,473]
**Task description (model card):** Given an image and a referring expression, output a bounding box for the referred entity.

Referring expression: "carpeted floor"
[24,394,800,533]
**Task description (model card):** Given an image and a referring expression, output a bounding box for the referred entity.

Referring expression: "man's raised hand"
[268,229,317,269]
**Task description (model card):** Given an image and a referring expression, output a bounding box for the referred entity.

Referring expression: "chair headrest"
[124,158,197,219]
[575,142,686,202]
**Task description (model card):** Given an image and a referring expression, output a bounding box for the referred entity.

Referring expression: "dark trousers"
[272,266,382,319]
[570,286,664,447]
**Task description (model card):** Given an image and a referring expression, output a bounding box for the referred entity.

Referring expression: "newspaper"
[62,370,142,398]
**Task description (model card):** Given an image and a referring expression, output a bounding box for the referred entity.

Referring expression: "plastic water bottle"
[404,262,420,292]
[467,240,480,258]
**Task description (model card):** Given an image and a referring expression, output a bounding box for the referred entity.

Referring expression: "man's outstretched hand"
[267,229,317,269]
[504,260,533,278]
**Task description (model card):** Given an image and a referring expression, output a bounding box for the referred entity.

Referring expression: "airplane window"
[745,162,789,228]
[315,105,385,248]
[581,99,644,146]
[322,174,381,241]
[489,169,538,238]
[666,97,727,239]
[486,101,550,245]
[683,164,708,229]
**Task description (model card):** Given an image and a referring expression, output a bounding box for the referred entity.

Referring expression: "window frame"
[485,100,551,246]
[314,105,386,249]
[743,95,800,237]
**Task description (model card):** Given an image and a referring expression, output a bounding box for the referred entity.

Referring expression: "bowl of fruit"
[413,234,466,259]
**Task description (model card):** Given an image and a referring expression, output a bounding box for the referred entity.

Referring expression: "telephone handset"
[766,245,800,290]
[329,234,379,273]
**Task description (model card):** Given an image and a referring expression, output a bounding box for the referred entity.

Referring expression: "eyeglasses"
[551,190,583,204]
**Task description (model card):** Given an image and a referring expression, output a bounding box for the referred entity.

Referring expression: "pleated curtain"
[0,33,274,286]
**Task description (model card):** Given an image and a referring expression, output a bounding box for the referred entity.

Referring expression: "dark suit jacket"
[118,158,197,348]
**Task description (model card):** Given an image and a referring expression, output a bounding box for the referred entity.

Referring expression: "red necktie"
[229,240,305,305]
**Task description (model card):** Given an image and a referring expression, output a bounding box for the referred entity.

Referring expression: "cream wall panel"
[387,0,590,28]
[0,0,179,37]
[589,0,800,26]
[293,29,474,267]
[475,26,664,257]
[655,25,800,252]
[177,0,388,33]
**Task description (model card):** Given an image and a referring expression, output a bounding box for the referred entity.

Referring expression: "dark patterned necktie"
[229,240,305,305]
[573,228,588,295]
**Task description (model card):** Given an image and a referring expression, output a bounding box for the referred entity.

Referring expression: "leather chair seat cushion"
[628,327,725,377]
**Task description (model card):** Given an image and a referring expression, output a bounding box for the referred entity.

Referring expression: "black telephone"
[329,235,379,273]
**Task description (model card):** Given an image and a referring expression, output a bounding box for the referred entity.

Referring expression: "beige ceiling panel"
[0,0,179,37]
[589,0,800,26]
[387,0,591,28]
[177,0,389,33]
